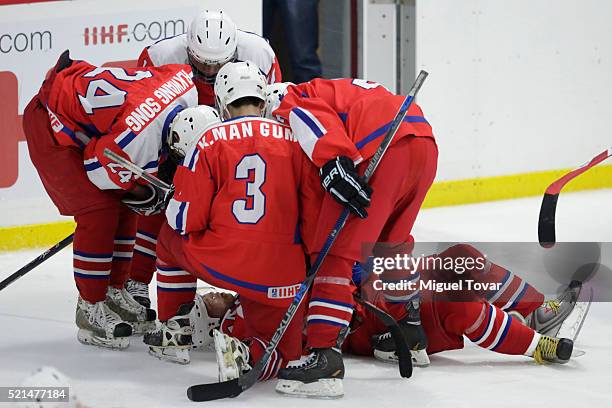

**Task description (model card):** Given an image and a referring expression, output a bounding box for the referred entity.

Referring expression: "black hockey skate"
[144,302,193,364]
[276,348,345,398]
[372,314,430,367]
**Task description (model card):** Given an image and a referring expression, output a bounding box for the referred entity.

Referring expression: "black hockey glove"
[320,156,372,219]
[122,183,174,216]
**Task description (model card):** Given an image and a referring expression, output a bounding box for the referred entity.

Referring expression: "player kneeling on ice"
[143,61,324,376]
[22,50,198,349]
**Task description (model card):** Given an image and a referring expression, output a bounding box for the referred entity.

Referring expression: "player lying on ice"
[22,50,198,349]
[126,9,284,308]
[178,243,583,399]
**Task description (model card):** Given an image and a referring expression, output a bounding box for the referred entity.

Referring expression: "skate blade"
[77,329,129,350]
[557,287,593,342]
[572,348,586,358]
[275,379,344,399]
[373,349,430,367]
[411,349,431,367]
[148,345,190,364]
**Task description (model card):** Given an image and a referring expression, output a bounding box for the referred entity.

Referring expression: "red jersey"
[42,60,197,191]
[138,31,282,106]
[271,78,434,167]
[166,116,322,306]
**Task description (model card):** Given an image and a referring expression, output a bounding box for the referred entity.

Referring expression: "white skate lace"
[288,352,317,369]
[109,287,145,314]
[125,279,149,298]
[88,301,121,327]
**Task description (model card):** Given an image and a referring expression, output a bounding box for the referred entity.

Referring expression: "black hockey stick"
[538,147,611,247]
[353,293,412,377]
[0,234,74,291]
[187,70,428,402]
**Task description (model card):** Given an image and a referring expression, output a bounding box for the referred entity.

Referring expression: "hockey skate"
[512,280,591,341]
[371,316,431,367]
[212,329,252,381]
[75,297,132,349]
[144,302,194,364]
[106,286,156,334]
[124,278,151,308]
[276,348,345,399]
[532,335,573,364]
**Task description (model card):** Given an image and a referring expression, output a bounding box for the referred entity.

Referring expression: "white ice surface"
[1,190,611,408]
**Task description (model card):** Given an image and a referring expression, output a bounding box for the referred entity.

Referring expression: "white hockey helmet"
[264,82,293,120]
[187,10,238,83]
[214,61,267,119]
[168,105,221,162]
[19,366,81,408]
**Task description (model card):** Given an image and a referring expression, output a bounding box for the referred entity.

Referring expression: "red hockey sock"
[463,301,537,355]
[155,259,197,321]
[306,255,355,349]
[109,206,137,288]
[130,213,165,284]
[73,208,120,303]
[484,263,544,317]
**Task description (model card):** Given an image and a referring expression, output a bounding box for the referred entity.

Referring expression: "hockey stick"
[187,70,429,402]
[538,147,611,247]
[102,149,172,192]
[0,234,74,291]
[353,293,413,376]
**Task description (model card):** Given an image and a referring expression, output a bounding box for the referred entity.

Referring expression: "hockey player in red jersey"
[264,79,437,397]
[22,50,198,349]
[142,61,323,381]
[128,9,284,309]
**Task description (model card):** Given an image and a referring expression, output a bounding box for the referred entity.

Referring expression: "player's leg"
[366,136,438,366]
[278,137,436,397]
[444,301,574,363]
[214,298,306,382]
[437,244,582,338]
[143,222,197,363]
[125,213,166,307]
[105,206,156,334]
[23,96,132,349]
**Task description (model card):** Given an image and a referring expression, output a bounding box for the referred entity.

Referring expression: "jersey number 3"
[232,154,266,224]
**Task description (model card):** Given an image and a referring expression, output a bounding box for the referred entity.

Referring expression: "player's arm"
[165,145,216,235]
[280,94,372,218]
[279,93,362,167]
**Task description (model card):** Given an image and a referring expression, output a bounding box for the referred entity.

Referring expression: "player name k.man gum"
[198,119,296,149]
